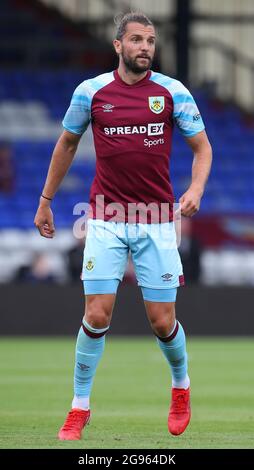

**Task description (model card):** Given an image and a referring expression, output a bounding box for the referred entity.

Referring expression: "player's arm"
[179,130,212,217]
[34,130,81,238]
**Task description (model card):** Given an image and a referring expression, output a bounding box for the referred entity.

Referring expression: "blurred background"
[1,0,254,335]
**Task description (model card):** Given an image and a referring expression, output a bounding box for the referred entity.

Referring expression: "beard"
[122,50,153,74]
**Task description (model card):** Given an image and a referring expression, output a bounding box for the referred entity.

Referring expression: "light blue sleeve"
[62,82,91,135]
[172,81,205,137]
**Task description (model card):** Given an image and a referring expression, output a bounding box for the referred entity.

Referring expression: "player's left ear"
[113,39,122,55]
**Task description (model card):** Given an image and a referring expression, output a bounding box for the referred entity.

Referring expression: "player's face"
[114,22,156,74]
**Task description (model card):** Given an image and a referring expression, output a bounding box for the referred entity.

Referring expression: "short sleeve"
[172,82,205,137]
[62,83,91,135]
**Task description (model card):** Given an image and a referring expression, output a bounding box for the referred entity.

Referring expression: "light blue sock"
[156,321,189,389]
[74,320,109,401]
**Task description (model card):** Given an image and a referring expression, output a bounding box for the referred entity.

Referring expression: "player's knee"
[84,296,112,329]
[147,303,175,336]
[149,305,176,337]
[152,318,175,338]
[85,309,110,329]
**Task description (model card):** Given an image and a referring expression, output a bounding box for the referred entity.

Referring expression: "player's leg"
[58,289,117,441]
[143,291,190,436]
[72,291,116,411]
[58,220,128,440]
[130,221,190,436]
[143,291,189,388]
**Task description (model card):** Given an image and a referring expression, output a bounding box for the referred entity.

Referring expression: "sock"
[72,395,90,410]
[156,320,190,389]
[72,319,109,409]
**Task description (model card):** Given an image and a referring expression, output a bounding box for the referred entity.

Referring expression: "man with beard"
[34,12,212,440]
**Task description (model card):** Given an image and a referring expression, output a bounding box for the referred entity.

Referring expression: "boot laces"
[62,410,87,430]
[173,392,188,413]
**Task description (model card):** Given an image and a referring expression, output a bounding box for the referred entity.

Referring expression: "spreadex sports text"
[104,123,164,136]
[104,123,165,148]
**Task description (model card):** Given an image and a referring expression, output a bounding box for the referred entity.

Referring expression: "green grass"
[0,337,253,449]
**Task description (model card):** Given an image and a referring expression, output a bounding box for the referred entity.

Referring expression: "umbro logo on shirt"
[102,104,115,112]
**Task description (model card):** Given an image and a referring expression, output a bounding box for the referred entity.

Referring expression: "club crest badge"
[85,258,95,271]
[148,96,165,114]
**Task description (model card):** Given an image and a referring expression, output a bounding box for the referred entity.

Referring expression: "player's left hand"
[179,187,202,217]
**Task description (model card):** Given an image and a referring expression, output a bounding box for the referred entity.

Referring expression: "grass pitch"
[0,337,253,449]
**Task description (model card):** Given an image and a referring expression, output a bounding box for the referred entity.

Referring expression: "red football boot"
[58,408,91,440]
[168,387,191,436]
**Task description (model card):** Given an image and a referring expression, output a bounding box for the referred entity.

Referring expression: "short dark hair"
[115,11,154,40]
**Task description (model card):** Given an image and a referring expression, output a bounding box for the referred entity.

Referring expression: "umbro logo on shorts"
[161,273,173,281]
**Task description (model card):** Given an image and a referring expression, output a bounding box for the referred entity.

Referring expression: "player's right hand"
[34,205,55,238]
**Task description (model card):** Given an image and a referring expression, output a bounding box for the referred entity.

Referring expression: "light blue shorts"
[82,219,184,300]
